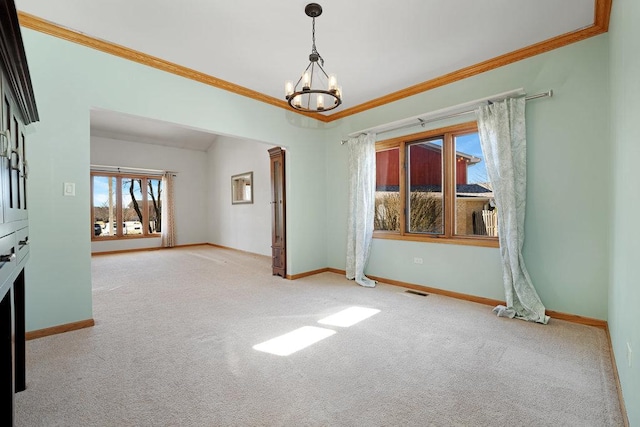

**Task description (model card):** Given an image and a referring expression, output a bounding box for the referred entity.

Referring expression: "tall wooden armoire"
[268,147,286,278]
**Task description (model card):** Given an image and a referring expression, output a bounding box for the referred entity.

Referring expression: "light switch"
[63,182,75,196]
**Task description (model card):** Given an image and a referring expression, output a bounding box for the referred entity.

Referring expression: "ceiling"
[90,109,218,151]
[16,0,604,149]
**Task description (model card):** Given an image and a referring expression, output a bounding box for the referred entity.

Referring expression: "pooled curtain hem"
[493,305,550,324]
[346,273,377,288]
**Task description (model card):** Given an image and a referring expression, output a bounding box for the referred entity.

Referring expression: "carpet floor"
[15,245,624,426]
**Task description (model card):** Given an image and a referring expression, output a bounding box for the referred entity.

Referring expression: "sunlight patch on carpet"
[253,326,336,356]
[318,306,380,327]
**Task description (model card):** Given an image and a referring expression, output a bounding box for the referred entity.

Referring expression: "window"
[374,122,498,247]
[91,172,163,239]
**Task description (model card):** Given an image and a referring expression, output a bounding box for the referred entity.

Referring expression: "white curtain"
[161,172,176,248]
[476,97,549,324]
[345,133,377,288]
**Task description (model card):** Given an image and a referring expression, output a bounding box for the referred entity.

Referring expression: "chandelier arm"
[293,75,304,91]
[309,61,316,90]
[315,62,330,79]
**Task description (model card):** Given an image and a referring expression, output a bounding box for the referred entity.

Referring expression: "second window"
[374,122,498,246]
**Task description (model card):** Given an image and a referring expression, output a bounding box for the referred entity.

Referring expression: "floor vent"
[405,290,429,297]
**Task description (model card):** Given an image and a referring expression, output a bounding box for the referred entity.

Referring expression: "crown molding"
[594,0,613,32]
[327,0,612,121]
[17,11,332,123]
[18,0,611,124]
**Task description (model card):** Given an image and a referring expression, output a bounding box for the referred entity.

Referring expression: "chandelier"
[285,3,342,112]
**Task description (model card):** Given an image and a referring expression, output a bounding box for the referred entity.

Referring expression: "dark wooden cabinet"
[268,147,286,278]
[0,0,39,425]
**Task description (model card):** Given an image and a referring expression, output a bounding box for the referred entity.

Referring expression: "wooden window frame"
[374,121,499,248]
[90,171,162,241]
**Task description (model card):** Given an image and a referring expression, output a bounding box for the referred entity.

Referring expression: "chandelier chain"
[311,17,324,66]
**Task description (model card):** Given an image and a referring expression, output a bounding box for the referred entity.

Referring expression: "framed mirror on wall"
[231,171,253,204]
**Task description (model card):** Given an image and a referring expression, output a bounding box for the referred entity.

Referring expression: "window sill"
[92,234,161,241]
[373,231,499,248]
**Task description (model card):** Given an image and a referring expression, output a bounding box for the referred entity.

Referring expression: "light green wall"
[609,0,640,424]
[22,29,329,331]
[207,136,273,257]
[326,35,611,319]
[22,26,613,321]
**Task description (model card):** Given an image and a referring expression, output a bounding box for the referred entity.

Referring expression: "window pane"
[93,175,116,236]
[454,133,498,237]
[122,178,143,235]
[147,178,163,234]
[375,148,400,231]
[408,139,443,234]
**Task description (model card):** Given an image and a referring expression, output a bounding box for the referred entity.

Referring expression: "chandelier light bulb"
[328,74,338,92]
[302,71,311,91]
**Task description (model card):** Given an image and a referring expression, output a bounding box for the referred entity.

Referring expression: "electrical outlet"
[627,341,633,368]
[413,257,423,264]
